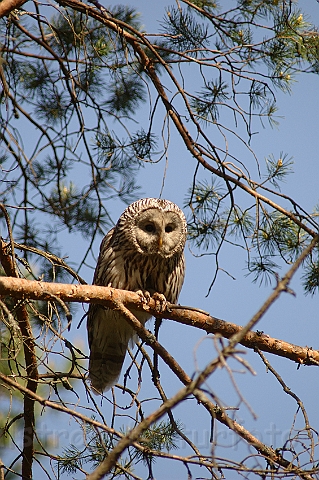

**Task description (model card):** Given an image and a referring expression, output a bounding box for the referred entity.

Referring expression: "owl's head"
[116,198,187,257]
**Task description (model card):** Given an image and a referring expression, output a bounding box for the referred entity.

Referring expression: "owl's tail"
[89,345,128,394]
[88,309,133,394]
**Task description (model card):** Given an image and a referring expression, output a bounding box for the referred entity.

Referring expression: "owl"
[87,198,187,393]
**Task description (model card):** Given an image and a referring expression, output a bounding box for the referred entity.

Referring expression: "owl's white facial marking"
[133,208,185,256]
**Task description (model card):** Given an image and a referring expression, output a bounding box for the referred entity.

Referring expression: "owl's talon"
[152,292,167,313]
[136,290,151,305]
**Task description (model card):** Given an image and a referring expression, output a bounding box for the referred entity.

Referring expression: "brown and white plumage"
[87,198,187,393]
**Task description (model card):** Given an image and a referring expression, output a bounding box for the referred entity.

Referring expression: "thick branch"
[0,0,28,18]
[0,275,318,366]
[1,234,317,480]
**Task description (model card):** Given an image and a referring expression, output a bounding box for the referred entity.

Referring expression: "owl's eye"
[144,223,155,233]
[165,224,174,233]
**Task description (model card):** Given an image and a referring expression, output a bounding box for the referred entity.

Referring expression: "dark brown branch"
[0,275,318,367]
[0,371,118,434]
[0,240,38,480]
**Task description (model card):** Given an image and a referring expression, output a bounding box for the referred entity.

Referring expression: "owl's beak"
[158,235,163,250]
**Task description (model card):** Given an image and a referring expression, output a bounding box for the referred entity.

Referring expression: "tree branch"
[0,239,38,479]
[0,275,318,367]
[0,0,28,18]
[86,343,315,480]
[1,368,314,480]
[55,0,318,238]
[1,232,318,479]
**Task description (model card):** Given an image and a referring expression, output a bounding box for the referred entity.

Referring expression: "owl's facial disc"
[134,209,184,256]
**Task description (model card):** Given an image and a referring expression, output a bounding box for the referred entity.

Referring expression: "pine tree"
[0,1,319,478]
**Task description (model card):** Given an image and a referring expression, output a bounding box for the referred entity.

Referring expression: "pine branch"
[86,353,315,480]
[0,275,318,367]
[1,233,318,479]
[53,0,319,240]
[3,369,315,480]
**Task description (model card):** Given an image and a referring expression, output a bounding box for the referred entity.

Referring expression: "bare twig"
[256,348,315,458]
[86,346,315,480]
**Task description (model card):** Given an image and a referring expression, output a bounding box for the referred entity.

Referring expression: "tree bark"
[0,0,28,18]
[0,241,38,480]
[0,275,318,367]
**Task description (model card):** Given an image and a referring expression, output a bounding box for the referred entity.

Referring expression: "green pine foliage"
[56,419,180,476]
[2,2,318,284]
[302,247,319,295]
[192,80,230,123]
[186,179,226,250]
[105,73,146,115]
[161,6,210,54]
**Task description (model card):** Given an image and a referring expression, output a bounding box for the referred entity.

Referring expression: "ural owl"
[87,198,187,393]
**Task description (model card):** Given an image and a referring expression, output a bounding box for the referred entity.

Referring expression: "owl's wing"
[87,228,151,393]
[87,228,124,393]
[91,228,115,286]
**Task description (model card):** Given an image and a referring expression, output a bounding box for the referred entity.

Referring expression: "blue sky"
[66,1,319,477]
[67,1,319,477]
